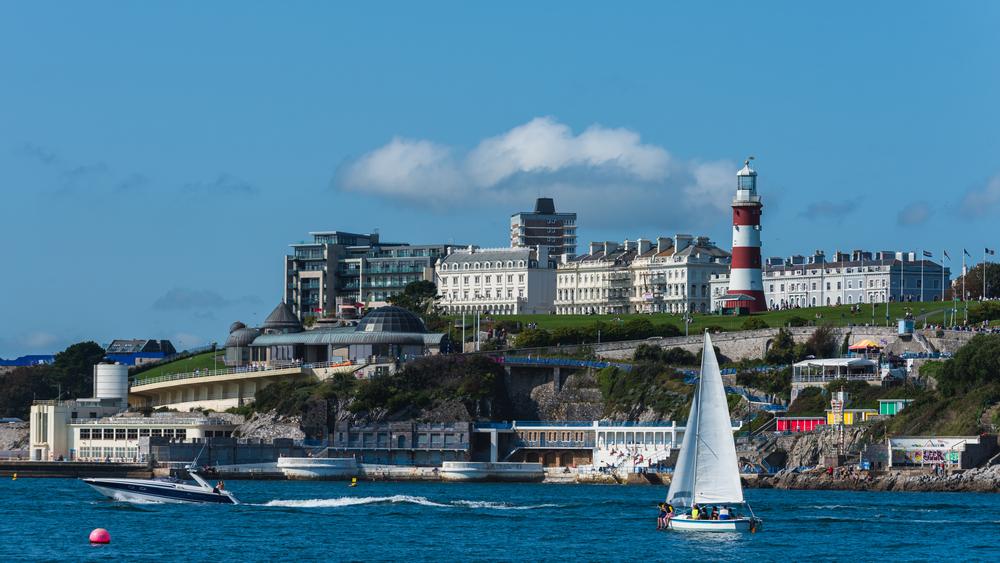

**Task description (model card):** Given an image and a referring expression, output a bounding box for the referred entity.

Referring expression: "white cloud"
[897,201,932,226]
[960,174,1000,218]
[337,117,737,229]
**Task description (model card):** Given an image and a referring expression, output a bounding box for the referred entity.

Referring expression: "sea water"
[1,479,997,561]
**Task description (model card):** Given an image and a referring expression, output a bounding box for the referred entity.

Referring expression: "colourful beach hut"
[825,408,878,426]
[775,417,826,433]
[878,398,914,416]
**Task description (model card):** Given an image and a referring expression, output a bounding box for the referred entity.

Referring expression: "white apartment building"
[710,250,951,311]
[555,241,638,315]
[630,235,731,314]
[435,246,557,315]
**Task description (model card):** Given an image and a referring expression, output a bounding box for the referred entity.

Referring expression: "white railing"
[131,360,360,388]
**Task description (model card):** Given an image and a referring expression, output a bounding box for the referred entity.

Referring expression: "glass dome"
[354,306,427,334]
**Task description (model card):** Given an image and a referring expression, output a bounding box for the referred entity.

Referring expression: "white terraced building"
[554,235,730,315]
[554,241,639,315]
[629,235,731,314]
[434,246,557,315]
[711,250,952,311]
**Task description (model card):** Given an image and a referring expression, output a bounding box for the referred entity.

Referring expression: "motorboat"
[664,332,762,533]
[83,467,240,505]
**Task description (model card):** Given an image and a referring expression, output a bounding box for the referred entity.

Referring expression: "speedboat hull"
[667,515,758,532]
[83,478,239,505]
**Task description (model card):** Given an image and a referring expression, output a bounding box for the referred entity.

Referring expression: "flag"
[987,247,996,256]
[943,250,950,260]
[964,249,972,257]
[922,250,932,258]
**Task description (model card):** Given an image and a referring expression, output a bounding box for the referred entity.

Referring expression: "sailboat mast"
[690,333,708,502]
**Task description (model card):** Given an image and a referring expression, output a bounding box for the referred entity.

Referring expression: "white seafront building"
[434,246,557,315]
[711,250,951,311]
[629,235,731,314]
[555,235,730,315]
[554,241,639,315]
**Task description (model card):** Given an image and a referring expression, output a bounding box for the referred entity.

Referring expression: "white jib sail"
[666,332,744,506]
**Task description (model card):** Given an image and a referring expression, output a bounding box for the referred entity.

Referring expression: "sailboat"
[665,332,761,532]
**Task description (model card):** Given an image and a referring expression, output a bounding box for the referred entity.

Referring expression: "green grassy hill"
[481,301,950,335]
[133,350,225,382]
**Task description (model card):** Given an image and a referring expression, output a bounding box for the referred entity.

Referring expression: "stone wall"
[518,326,976,363]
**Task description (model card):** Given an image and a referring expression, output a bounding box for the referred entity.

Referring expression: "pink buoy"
[89,528,111,544]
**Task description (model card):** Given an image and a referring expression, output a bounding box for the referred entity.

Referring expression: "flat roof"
[793,357,877,368]
[251,329,444,347]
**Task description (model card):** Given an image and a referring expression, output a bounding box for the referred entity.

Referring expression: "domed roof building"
[224,306,449,374]
[224,321,261,366]
[261,302,304,334]
[354,306,427,334]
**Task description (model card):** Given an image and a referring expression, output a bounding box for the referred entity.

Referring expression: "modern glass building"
[284,231,456,321]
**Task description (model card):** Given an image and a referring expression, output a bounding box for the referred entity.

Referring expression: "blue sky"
[2,2,998,356]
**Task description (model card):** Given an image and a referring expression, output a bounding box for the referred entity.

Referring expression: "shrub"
[741,317,769,330]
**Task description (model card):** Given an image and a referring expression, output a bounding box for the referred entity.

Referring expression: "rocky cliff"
[232,410,305,441]
[0,422,28,452]
[755,464,1000,493]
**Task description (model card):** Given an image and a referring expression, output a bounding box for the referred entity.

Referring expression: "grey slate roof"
[250,329,444,347]
[355,306,427,334]
[262,302,304,333]
[440,248,532,266]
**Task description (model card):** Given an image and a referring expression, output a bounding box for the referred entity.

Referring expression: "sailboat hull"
[667,514,757,532]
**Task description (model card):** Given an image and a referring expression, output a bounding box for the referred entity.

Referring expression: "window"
[127,429,138,440]
[518,274,525,283]
[175,429,186,440]
[115,428,126,440]
[103,429,114,440]
[139,428,150,437]
[79,428,91,440]
[151,429,162,437]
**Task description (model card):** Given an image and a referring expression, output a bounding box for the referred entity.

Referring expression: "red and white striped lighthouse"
[725,158,766,313]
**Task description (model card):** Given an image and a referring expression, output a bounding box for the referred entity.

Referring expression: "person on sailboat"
[690,504,700,520]
[718,506,731,520]
[657,503,668,530]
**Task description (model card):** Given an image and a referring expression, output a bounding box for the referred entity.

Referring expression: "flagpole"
[921,250,925,303]
[941,251,945,303]
[900,251,904,303]
[984,249,988,301]
[962,250,967,323]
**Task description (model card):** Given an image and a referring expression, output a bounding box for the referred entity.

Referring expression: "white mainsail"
[666,332,744,506]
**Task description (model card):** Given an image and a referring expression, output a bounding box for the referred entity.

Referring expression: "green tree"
[765,328,798,365]
[514,328,552,348]
[802,325,839,359]
[388,280,439,314]
[53,341,106,398]
[954,263,1000,300]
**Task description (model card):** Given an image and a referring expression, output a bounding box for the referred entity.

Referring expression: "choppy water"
[1,478,997,561]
